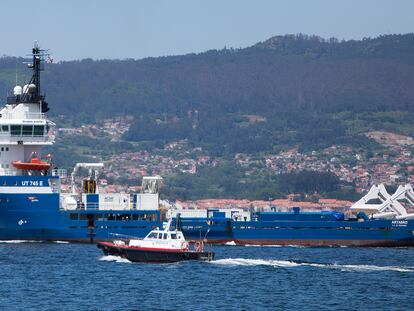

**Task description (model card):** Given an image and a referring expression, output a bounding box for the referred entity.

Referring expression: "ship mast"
[22,41,50,112]
[32,42,42,99]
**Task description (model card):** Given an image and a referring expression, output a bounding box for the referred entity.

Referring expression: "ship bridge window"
[7,125,44,137]
[10,125,22,136]
[33,125,44,136]
[22,126,33,136]
[171,233,177,239]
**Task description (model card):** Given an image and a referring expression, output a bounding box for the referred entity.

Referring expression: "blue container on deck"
[213,211,226,218]
[85,194,99,210]
[255,208,345,222]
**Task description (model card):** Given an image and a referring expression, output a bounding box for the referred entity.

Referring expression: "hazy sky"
[0,0,412,61]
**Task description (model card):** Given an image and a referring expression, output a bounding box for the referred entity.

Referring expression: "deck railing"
[0,134,52,143]
[52,169,67,178]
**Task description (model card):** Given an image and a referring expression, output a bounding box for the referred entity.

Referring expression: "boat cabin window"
[157,233,163,239]
[1,125,9,133]
[147,232,158,239]
[163,233,168,240]
[171,233,177,239]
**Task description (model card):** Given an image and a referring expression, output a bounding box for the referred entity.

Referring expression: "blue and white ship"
[2,43,414,247]
[0,43,162,242]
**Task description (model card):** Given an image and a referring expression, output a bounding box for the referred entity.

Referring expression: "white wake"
[99,255,131,264]
[212,258,414,272]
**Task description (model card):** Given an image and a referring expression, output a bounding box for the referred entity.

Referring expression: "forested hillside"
[1,34,414,200]
[1,34,414,155]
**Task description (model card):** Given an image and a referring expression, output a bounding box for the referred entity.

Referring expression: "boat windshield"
[147,232,158,239]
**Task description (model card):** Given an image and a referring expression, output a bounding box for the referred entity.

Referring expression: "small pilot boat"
[97,220,214,263]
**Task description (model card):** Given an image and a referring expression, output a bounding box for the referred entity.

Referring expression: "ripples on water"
[0,241,413,310]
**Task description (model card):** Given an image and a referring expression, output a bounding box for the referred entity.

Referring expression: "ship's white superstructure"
[0,42,53,176]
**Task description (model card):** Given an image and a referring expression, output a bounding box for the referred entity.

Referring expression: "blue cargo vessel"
[0,43,163,242]
[173,185,414,246]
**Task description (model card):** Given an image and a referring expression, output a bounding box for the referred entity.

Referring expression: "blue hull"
[175,216,414,246]
[2,177,414,246]
[0,177,162,242]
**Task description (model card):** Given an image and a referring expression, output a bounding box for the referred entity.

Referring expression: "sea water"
[0,242,413,310]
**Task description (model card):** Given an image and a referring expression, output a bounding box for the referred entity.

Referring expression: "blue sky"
[0,0,412,61]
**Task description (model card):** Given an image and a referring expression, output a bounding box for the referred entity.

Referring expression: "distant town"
[53,117,414,211]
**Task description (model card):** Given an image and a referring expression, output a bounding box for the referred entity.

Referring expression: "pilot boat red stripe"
[99,241,188,253]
